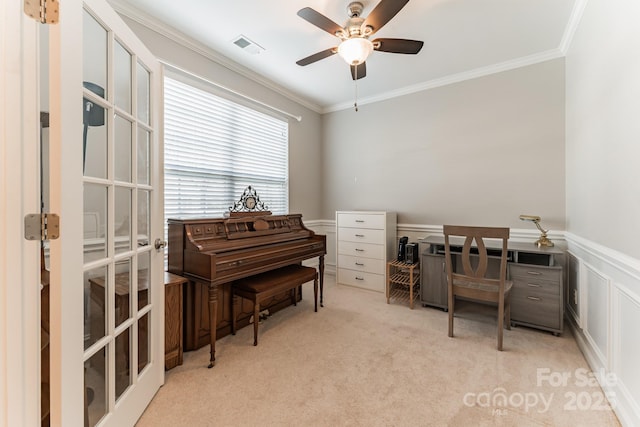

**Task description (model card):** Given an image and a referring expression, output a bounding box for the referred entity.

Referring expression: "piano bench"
[231,265,318,346]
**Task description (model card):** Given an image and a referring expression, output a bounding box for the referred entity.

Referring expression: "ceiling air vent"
[232,35,264,55]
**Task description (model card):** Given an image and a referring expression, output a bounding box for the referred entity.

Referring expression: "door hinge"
[24,213,60,241]
[24,0,59,24]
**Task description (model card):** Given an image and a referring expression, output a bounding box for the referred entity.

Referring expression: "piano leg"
[313,272,318,312]
[319,255,325,307]
[207,284,218,368]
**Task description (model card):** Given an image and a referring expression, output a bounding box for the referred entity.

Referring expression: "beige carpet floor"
[137,275,620,427]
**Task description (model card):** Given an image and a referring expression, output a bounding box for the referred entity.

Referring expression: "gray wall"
[322,59,566,230]
[120,16,325,220]
[566,0,640,259]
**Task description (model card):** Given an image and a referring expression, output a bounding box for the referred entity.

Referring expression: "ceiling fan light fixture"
[337,37,373,65]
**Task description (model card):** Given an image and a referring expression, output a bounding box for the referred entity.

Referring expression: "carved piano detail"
[168,213,326,367]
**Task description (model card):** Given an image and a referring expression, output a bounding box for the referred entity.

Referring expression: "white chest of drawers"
[336,211,397,292]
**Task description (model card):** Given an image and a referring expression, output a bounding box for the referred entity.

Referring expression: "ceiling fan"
[296,0,424,80]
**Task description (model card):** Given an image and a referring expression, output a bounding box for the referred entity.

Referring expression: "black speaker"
[397,236,408,261]
[405,243,419,264]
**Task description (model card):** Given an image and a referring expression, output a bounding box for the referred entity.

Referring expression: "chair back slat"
[443,225,510,287]
[459,236,490,278]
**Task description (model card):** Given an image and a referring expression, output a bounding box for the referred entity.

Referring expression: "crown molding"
[558,0,589,55]
[323,48,565,113]
[107,0,323,114]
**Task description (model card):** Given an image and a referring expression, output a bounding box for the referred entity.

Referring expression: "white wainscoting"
[565,232,640,427]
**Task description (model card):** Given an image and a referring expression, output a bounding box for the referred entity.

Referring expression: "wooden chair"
[443,225,512,351]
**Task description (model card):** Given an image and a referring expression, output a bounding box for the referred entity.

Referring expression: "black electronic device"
[405,243,419,264]
[397,236,408,261]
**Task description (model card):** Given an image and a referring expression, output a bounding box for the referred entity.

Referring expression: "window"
[163,76,289,233]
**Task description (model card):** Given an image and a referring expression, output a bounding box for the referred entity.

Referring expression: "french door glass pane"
[83,183,107,263]
[114,258,132,328]
[82,104,108,179]
[137,62,150,124]
[114,187,132,255]
[83,11,107,101]
[82,10,108,180]
[115,328,131,401]
[137,189,150,247]
[84,265,108,350]
[85,348,107,427]
[138,251,151,310]
[114,40,132,114]
[138,312,149,374]
[137,127,150,185]
[114,114,132,182]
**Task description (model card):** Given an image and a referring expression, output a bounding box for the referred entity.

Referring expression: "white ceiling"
[110,0,579,113]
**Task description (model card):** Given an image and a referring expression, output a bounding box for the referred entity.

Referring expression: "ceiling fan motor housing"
[346,17,366,38]
[345,2,371,38]
[347,2,364,18]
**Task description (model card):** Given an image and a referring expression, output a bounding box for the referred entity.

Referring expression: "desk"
[89,271,187,371]
[420,236,565,335]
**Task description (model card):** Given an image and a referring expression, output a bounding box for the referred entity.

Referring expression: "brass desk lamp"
[519,215,554,247]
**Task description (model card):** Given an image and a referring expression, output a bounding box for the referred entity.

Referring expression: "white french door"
[47,0,164,425]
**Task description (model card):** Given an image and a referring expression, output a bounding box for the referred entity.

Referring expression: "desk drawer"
[337,268,384,292]
[511,291,561,330]
[511,278,559,297]
[509,264,561,282]
[336,212,385,229]
[338,254,385,275]
[338,227,385,245]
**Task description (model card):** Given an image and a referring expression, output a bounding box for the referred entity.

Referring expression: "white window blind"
[164,76,289,229]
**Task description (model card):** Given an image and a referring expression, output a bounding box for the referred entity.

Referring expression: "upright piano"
[168,213,326,367]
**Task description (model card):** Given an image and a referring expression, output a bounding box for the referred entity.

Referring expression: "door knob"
[154,238,167,250]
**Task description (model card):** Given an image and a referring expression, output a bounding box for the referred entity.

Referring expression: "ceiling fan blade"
[296,48,337,66]
[350,62,367,80]
[362,0,410,35]
[297,7,344,37]
[372,38,423,54]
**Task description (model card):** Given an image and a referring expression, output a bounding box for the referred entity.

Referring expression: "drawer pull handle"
[355,262,364,266]
[356,276,364,281]
[355,234,365,237]
[355,249,364,252]
[527,296,541,301]
[527,283,542,288]
[527,271,542,275]
[355,220,365,223]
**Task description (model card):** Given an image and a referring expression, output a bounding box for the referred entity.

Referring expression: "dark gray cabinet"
[420,251,448,310]
[419,236,565,335]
